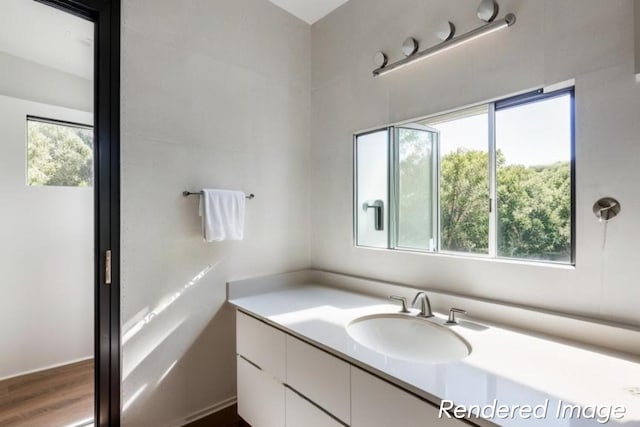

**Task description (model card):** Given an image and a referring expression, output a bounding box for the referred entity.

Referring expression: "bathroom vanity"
[235,310,466,427]
[228,271,640,427]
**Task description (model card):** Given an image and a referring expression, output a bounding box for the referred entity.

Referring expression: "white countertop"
[229,284,640,427]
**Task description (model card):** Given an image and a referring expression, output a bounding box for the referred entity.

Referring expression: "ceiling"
[268,0,349,24]
[0,0,94,81]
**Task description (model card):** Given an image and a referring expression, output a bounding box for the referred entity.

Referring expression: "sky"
[427,94,572,167]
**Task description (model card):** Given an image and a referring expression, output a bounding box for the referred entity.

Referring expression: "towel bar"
[182,191,255,199]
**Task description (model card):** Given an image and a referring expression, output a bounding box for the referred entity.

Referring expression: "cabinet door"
[285,389,344,427]
[236,311,286,381]
[237,356,285,427]
[351,367,469,427]
[286,336,351,424]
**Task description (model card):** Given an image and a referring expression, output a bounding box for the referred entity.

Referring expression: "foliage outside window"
[27,117,94,187]
[354,88,574,264]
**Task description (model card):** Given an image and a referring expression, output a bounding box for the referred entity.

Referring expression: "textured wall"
[120,0,640,424]
[635,0,640,77]
[120,0,310,425]
[310,0,640,327]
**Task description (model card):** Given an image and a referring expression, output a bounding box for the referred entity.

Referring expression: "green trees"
[496,159,571,261]
[439,149,571,261]
[440,148,489,253]
[27,121,93,187]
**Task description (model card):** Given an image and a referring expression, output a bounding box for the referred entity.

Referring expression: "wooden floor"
[0,359,94,427]
[185,404,249,427]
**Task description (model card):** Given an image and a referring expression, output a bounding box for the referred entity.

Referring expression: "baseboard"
[182,396,238,426]
[0,356,93,382]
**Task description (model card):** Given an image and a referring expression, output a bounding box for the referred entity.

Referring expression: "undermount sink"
[346,314,471,364]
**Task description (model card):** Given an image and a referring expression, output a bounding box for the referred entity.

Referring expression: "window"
[27,116,94,187]
[354,88,574,264]
[429,106,489,255]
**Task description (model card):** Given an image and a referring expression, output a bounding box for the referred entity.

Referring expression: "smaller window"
[27,116,94,187]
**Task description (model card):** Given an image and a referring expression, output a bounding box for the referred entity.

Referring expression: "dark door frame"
[34,1,121,425]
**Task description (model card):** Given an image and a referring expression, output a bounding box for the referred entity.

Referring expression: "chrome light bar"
[373,13,516,77]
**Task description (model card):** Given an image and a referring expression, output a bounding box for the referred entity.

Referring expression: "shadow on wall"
[121,261,234,426]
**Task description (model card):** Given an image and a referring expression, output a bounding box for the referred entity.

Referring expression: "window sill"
[354,245,576,270]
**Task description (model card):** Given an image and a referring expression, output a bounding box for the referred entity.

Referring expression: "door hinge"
[105,250,112,285]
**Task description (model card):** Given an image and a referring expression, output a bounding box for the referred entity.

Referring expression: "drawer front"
[286,336,350,424]
[236,311,286,381]
[237,356,285,427]
[351,367,469,427]
[285,389,344,427]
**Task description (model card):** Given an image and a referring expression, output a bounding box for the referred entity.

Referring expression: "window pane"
[27,118,94,187]
[355,130,388,248]
[496,94,572,262]
[426,107,490,254]
[396,126,436,251]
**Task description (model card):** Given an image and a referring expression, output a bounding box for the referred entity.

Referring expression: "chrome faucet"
[411,292,433,318]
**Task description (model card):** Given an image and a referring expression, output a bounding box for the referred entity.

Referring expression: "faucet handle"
[446,308,467,325]
[390,296,410,313]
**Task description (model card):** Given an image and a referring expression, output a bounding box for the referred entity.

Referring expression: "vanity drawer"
[236,311,286,381]
[285,388,344,427]
[286,336,351,424]
[237,355,285,427]
[351,367,468,427]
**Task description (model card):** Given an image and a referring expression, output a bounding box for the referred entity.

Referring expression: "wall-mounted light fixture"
[372,1,516,77]
[401,37,420,57]
[477,0,499,22]
[593,197,621,222]
[436,21,455,42]
[373,51,388,68]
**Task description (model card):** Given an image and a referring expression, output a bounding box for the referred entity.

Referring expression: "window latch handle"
[363,200,384,231]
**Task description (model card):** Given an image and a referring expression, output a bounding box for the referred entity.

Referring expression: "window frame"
[353,86,576,266]
[352,127,392,248]
[30,0,122,424]
[26,115,95,187]
[391,123,440,252]
[27,114,93,131]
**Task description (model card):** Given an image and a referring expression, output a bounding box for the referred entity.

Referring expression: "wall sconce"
[593,198,621,222]
[372,1,516,77]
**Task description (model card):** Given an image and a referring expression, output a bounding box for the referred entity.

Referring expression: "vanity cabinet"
[286,336,351,424]
[236,309,286,381]
[237,356,285,427]
[236,310,473,427]
[236,312,287,426]
[236,311,345,426]
[351,367,468,427]
[285,389,344,427]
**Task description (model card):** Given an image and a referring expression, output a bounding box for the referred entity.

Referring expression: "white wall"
[0,51,93,112]
[0,94,93,380]
[120,0,310,425]
[636,0,640,78]
[310,0,640,327]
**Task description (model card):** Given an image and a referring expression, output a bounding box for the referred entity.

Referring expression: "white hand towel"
[199,189,246,242]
